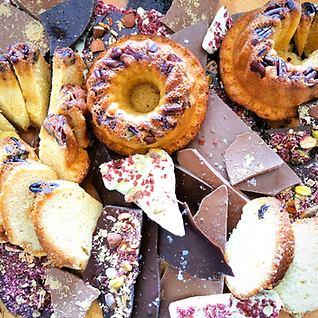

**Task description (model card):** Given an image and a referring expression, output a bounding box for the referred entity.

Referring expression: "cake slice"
[274,217,318,317]
[39,114,90,183]
[48,47,85,115]
[31,180,103,269]
[225,197,295,298]
[0,55,30,131]
[0,159,57,256]
[7,44,51,128]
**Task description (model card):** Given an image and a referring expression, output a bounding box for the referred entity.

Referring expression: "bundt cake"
[7,44,51,128]
[0,159,57,256]
[86,34,209,155]
[38,113,90,184]
[0,55,30,131]
[49,47,86,115]
[219,0,318,120]
[225,197,294,298]
[274,217,318,317]
[31,180,103,270]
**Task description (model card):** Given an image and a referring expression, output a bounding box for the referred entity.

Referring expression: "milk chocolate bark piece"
[188,94,300,196]
[158,202,233,278]
[159,265,224,318]
[225,132,283,185]
[175,164,213,206]
[126,0,173,14]
[83,205,143,318]
[46,268,100,318]
[40,0,96,54]
[193,185,228,252]
[0,1,48,55]
[161,0,219,32]
[170,19,208,68]
[177,148,249,234]
[131,216,160,318]
[14,0,67,20]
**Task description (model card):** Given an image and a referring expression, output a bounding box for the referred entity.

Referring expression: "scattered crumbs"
[0,3,10,17]
[23,20,46,44]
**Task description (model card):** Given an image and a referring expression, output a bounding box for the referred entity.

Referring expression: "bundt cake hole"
[130,83,160,113]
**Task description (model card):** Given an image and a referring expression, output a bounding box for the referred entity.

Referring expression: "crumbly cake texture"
[31,180,103,270]
[168,290,283,318]
[219,0,318,121]
[274,218,318,317]
[86,34,209,155]
[0,243,53,318]
[225,197,295,298]
[100,148,185,236]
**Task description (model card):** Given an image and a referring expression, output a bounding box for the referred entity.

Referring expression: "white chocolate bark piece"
[100,148,185,236]
[202,6,233,54]
[168,290,283,318]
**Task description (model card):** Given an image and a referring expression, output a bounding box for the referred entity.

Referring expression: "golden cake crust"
[219,0,318,121]
[86,34,209,155]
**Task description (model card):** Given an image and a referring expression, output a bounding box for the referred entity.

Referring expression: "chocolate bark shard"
[225,132,283,185]
[14,0,67,20]
[159,264,224,318]
[177,148,249,234]
[40,0,96,54]
[126,0,173,14]
[131,216,160,318]
[175,164,213,206]
[83,205,143,318]
[0,1,49,55]
[187,93,300,196]
[170,19,208,68]
[193,185,228,252]
[46,267,100,318]
[158,201,233,279]
[161,0,219,33]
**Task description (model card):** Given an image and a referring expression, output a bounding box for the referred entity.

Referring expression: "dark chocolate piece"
[158,202,233,279]
[177,148,249,234]
[0,1,49,55]
[14,0,68,20]
[159,265,224,318]
[40,0,96,54]
[84,205,143,318]
[170,19,208,68]
[46,267,100,318]
[126,0,173,14]
[161,0,219,32]
[187,94,300,196]
[175,164,213,206]
[131,216,160,318]
[225,132,283,185]
[193,185,228,252]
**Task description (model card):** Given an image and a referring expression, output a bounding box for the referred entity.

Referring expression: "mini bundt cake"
[55,84,92,148]
[86,34,209,155]
[225,197,294,299]
[31,180,103,270]
[0,55,30,131]
[274,217,318,317]
[219,0,318,120]
[7,44,51,128]
[48,47,86,115]
[0,159,57,256]
[39,114,90,184]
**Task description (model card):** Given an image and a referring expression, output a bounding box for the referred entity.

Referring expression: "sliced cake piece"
[0,55,30,131]
[225,197,295,299]
[7,44,51,128]
[31,180,103,269]
[274,217,318,317]
[0,112,17,133]
[48,47,85,115]
[303,5,318,57]
[55,84,92,148]
[100,148,185,236]
[0,159,57,256]
[39,114,90,184]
